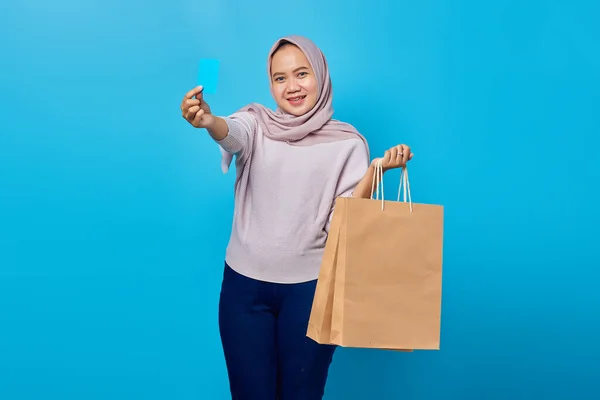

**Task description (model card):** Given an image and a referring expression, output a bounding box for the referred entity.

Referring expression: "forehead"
[271,45,312,71]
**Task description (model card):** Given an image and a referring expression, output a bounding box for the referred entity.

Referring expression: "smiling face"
[270,43,319,116]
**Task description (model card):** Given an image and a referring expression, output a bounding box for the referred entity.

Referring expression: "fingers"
[383,150,392,166]
[394,145,403,162]
[192,109,205,125]
[181,87,209,127]
[393,144,410,165]
[184,86,204,100]
[181,99,200,118]
[184,99,200,108]
[182,99,200,110]
[401,144,410,165]
[181,87,203,116]
[186,105,200,121]
[383,144,413,170]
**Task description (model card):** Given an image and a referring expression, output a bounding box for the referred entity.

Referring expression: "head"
[268,36,328,117]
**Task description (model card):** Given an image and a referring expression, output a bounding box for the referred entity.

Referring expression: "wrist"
[203,115,219,130]
[205,116,229,141]
[369,160,389,173]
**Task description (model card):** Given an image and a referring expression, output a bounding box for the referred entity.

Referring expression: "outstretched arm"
[180,85,248,149]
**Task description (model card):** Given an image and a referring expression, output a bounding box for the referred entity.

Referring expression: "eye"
[298,71,308,78]
[274,76,284,82]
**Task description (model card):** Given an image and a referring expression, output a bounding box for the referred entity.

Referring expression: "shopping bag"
[306,171,417,352]
[305,196,346,344]
[307,161,444,350]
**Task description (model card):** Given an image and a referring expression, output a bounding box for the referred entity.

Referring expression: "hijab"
[220,35,369,172]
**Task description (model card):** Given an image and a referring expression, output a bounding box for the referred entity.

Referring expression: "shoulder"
[328,120,370,159]
[231,102,270,122]
[334,136,368,155]
[342,138,370,167]
[309,137,369,172]
[226,102,274,131]
[226,109,258,124]
[329,119,369,146]
[223,109,260,135]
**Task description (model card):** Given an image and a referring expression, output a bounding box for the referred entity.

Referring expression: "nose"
[286,78,300,93]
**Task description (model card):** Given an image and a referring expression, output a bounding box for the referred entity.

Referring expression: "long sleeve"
[334,140,370,198]
[215,112,256,174]
[324,139,370,232]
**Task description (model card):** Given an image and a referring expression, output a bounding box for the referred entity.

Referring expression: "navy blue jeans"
[218,262,337,400]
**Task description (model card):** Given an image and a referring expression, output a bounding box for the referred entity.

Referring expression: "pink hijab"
[220,35,369,172]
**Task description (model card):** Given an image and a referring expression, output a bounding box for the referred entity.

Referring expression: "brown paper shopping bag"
[307,161,444,351]
[306,196,346,344]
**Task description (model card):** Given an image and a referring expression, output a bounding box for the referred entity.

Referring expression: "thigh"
[276,280,337,400]
[219,263,278,400]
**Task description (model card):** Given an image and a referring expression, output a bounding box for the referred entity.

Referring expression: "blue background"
[1,0,599,399]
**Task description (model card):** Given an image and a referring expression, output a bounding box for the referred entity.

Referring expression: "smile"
[287,95,306,105]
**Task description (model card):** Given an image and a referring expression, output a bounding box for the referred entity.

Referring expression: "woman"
[180,35,412,399]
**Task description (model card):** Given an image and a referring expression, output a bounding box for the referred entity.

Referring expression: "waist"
[224,231,325,284]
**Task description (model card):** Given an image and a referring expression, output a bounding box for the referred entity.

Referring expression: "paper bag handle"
[370,158,413,212]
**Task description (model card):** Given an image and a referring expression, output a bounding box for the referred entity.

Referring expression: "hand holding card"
[180,85,214,128]
[179,58,221,130]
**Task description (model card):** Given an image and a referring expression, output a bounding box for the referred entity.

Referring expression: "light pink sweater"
[215,111,369,283]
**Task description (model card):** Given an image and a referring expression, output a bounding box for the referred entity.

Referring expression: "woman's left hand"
[372,144,413,171]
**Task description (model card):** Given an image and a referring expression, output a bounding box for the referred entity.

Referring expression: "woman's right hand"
[181,86,215,128]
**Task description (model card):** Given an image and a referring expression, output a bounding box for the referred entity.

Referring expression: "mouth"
[286,95,306,106]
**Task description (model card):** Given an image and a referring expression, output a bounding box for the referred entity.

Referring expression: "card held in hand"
[198,59,220,94]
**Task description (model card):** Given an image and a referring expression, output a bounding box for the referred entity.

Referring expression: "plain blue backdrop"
[1,0,599,399]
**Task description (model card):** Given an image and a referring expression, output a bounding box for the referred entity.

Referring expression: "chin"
[286,108,309,116]
[280,100,317,117]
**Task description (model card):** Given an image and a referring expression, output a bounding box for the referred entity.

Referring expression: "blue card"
[198,59,220,94]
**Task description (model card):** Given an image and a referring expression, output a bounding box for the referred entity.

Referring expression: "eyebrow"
[272,66,309,77]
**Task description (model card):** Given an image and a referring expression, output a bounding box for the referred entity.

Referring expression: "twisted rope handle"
[370,158,413,212]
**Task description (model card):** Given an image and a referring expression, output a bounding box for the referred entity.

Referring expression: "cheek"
[272,84,285,98]
[306,78,318,97]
